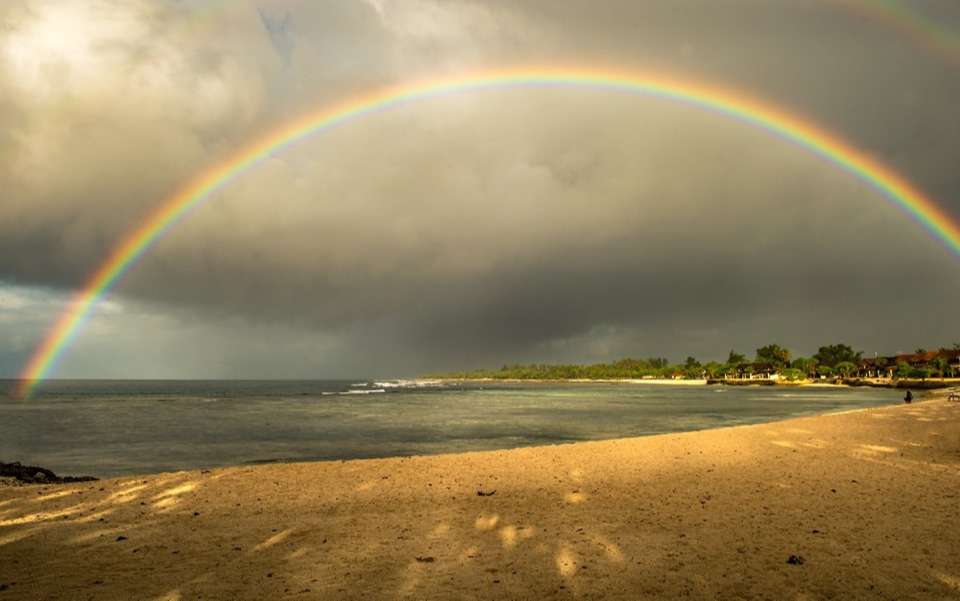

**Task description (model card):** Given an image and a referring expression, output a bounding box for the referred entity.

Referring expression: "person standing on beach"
[904,390,913,403]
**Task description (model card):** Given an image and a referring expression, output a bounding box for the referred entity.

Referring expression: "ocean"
[0,379,903,477]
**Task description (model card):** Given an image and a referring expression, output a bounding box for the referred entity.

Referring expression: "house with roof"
[858,349,960,378]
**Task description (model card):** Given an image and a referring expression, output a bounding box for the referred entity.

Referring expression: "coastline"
[2,392,958,599]
[425,377,960,389]
[1,380,908,480]
[421,377,709,386]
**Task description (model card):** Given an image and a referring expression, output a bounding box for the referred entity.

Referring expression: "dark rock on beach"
[0,462,98,485]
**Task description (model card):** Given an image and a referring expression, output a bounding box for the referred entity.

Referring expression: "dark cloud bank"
[0,0,957,378]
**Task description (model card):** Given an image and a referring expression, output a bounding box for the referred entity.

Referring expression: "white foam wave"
[322,389,387,396]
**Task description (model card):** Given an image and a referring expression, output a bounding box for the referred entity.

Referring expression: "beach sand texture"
[1,398,959,600]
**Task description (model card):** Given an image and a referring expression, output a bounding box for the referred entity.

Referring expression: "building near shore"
[858,348,960,378]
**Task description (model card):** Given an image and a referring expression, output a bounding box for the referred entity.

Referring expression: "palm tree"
[704,363,722,380]
[935,356,949,379]
[792,357,818,380]
[835,361,857,380]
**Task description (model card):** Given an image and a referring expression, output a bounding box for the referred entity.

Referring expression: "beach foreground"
[2,398,959,600]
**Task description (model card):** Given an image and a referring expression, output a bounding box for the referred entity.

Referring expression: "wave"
[321,389,387,396]
[374,379,444,389]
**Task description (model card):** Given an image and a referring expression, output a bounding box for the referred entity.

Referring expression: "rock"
[415,556,435,563]
[116,536,128,542]
[477,490,496,497]
[787,555,805,565]
[0,462,97,485]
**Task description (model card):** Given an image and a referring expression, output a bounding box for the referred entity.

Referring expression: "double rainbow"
[15,67,960,398]
[839,0,960,64]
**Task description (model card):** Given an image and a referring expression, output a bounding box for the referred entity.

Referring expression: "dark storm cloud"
[0,0,957,378]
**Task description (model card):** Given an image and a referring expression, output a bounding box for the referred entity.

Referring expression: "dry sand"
[2,396,959,600]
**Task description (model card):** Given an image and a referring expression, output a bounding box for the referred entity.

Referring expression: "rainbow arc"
[16,67,960,398]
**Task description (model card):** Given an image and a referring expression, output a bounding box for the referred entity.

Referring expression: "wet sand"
[1,395,959,600]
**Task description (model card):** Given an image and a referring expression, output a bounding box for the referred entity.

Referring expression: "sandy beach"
[2,394,959,600]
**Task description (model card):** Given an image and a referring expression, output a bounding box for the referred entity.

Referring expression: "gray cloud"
[0,0,958,378]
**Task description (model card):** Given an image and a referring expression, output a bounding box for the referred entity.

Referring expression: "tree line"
[428,343,960,381]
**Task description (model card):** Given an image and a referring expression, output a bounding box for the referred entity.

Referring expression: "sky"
[0,0,958,379]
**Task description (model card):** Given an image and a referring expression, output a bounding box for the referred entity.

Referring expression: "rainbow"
[836,0,960,64]
[186,0,959,64]
[193,0,960,64]
[15,67,960,398]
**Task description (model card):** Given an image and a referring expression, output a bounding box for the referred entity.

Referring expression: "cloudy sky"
[1,0,958,379]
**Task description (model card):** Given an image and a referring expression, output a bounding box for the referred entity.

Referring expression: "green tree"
[726,350,746,366]
[780,368,803,381]
[755,344,790,368]
[684,356,701,369]
[703,362,723,379]
[792,357,818,379]
[813,344,862,368]
[817,365,834,378]
[835,361,857,379]
[933,356,949,378]
[648,357,669,370]
[895,362,911,379]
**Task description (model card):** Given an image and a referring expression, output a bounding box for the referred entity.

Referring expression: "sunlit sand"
[1,396,958,599]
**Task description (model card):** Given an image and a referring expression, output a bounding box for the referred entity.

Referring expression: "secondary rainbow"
[836,0,960,64]
[15,67,960,398]
[192,0,960,64]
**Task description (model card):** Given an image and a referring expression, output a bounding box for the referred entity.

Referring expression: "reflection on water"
[0,379,902,477]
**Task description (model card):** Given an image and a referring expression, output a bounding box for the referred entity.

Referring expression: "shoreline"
[425,377,960,389]
[2,394,958,599]
[0,394,912,486]
[2,385,914,481]
[419,377,709,386]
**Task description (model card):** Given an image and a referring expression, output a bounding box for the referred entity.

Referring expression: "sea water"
[0,380,903,477]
